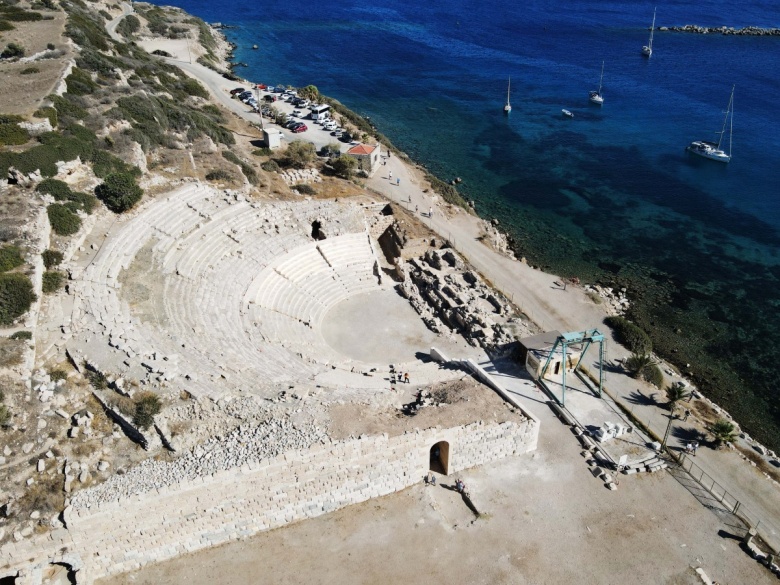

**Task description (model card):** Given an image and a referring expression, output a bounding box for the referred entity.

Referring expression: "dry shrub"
[17,473,65,518]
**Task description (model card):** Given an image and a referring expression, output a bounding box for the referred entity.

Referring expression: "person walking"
[692,441,699,456]
[683,409,691,422]
[429,207,433,218]
[389,170,393,180]
[403,372,409,384]
[397,177,400,186]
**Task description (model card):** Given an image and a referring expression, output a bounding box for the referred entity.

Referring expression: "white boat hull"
[687,141,730,163]
[562,109,573,118]
[504,104,511,113]
[589,92,603,105]
[642,45,652,57]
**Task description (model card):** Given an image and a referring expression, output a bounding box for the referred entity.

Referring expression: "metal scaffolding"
[538,329,605,406]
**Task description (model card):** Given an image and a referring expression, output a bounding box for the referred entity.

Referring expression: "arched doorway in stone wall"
[429,441,449,475]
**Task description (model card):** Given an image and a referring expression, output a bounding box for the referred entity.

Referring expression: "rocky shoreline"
[661,24,780,36]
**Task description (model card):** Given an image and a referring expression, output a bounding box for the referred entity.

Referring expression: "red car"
[255,83,267,90]
[291,124,308,133]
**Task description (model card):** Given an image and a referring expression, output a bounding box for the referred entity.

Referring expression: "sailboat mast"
[598,61,604,94]
[508,77,511,103]
[716,86,733,151]
[649,7,656,49]
[728,85,734,157]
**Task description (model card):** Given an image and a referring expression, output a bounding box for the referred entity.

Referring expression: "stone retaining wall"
[1,417,538,584]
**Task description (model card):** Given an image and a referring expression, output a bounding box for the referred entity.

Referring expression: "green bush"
[50,94,88,120]
[33,107,57,128]
[95,172,143,213]
[179,77,209,99]
[261,159,280,173]
[42,270,63,293]
[0,6,42,22]
[151,49,172,57]
[0,272,36,325]
[331,155,356,179]
[641,364,664,388]
[116,94,234,151]
[42,249,63,269]
[604,316,652,354]
[36,178,72,200]
[205,169,234,182]
[133,391,161,429]
[47,204,82,236]
[0,404,10,426]
[46,43,55,51]
[91,150,139,179]
[67,191,97,214]
[424,172,469,210]
[49,369,67,382]
[1,42,25,59]
[0,20,13,32]
[84,367,107,389]
[10,330,32,340]
[75,47,122,76]
[20,66,40,75]
[222,151,258,185]
[252,147,272,157]
[115,13,140,37]
[0,114,28,146]
[65,9,109,51]
[65,66,98,95]
[281,141,316,169]
[36,178,97,213]
[295,184,316,195]
[0,245,24,272]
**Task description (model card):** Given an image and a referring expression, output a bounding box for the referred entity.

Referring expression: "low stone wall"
[1,417,538,584]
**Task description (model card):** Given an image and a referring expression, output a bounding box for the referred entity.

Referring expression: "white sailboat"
[589,61,604,105]
[642,7,656,57]
[504,77,512,113]
[687,85,734,163]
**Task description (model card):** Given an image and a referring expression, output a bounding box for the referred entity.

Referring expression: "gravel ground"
[105,402,775,585]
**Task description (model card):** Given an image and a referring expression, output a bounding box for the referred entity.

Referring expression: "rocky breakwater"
[661,24,780,36]
[70,417,327,509]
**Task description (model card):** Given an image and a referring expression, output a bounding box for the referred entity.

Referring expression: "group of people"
[685,441,699,456]
[423,473,467,495]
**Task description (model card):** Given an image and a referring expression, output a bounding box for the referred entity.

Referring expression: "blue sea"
[156,0,780,448]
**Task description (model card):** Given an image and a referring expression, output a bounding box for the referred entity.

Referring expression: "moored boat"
[687,85,734,163]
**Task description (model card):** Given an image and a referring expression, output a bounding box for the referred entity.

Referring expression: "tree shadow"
[672,426,707,444]
[624,389,658,407]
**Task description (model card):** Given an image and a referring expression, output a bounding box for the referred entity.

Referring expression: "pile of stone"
[279,167,322,187]
[583,284,630,316]
[32,370,67,403]
[70,417,328,509]
[397,248,515,349]
[663,24,780,36]
[401,388,441,416]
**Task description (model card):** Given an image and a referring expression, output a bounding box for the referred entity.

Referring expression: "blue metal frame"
[538,329,605,406]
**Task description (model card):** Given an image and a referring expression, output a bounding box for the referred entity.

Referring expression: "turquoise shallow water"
[156,0,780,449]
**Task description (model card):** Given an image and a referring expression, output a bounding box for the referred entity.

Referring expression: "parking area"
[229,85,363,153]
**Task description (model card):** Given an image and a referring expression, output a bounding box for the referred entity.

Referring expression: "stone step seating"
[68,186,415,397]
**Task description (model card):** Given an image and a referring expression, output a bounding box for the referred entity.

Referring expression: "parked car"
[274,86,286,93]
[263,95,277,103]
[230,87,246,95]
[291,110,302,117]
[297,99,310,108]
[291,124,307,133]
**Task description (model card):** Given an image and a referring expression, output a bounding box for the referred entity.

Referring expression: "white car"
[292,109,302,117]
[323,122,337,131]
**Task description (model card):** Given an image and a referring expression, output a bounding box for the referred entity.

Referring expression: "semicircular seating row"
[73,183,385,397]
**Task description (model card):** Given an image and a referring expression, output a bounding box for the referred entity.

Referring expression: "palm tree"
[624,353,655,379]
[709,418,738,448]
[666,382,690,409]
